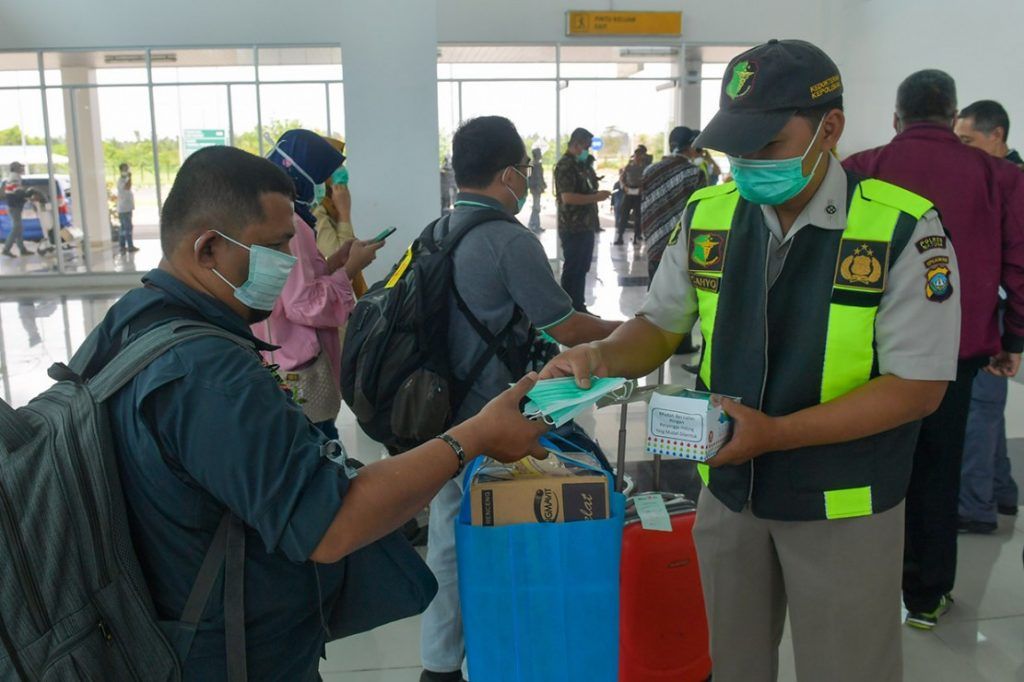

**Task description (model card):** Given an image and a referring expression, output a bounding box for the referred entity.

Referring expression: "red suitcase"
[611,392,712,682]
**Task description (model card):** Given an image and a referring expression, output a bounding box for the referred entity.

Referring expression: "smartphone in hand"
[371,226,397,243]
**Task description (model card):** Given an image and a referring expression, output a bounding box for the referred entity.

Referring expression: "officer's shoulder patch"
[925,258,953,302]
[688,229,730,273]
[834,238,890,292]
[915,235,947,254]
[857,179,933,219]
[686,181,737,207]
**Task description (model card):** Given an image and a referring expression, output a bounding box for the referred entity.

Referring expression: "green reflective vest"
[685,174,933,521]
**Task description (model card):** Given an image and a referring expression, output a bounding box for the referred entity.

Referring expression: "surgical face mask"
[577,149,591,163]
[503,166,528,213]
[522,376,631,428]
[331,166,349,186]
[197,230,297,311]
[727,117,827,206]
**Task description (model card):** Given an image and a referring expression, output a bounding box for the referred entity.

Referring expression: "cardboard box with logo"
[469,455,609,527]
[645,388,734,462]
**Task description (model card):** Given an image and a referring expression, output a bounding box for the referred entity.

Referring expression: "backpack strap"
[79,314,252,679]
[432,209,531,409]
[174,512,247,682]
[86,320,254,403]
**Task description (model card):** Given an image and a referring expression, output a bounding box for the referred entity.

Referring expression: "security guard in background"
[541,40,961,682]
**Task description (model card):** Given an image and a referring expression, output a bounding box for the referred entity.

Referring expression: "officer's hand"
[706,399,779,468]
[595,190,612,202]
[538,343,608,389]
[986,351,1021,378]
[457,373,550,463]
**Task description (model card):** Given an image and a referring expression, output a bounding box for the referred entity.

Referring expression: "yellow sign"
[566,11,682,37]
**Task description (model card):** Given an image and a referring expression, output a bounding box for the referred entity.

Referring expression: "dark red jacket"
[844,123,1024,359]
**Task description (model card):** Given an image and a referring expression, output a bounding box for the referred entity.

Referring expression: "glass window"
[257,47,342,82]
[150,48,257,84]
[437,45,557,80]
[152,84,231,192]
[259,83,330,141]
[229,85,261,155]
[327,83,345,139]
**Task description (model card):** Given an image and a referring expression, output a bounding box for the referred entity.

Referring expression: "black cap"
[9,161,24,172]
[695,39,843,156]
[569,127,594,146]
[669,126,700,151]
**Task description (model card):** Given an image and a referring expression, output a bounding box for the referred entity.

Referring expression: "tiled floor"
[2,222,1023,681]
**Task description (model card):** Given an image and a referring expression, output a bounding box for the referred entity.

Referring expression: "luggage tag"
[632,493,673,532]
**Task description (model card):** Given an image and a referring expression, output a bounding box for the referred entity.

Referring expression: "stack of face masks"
[522,376,633,428]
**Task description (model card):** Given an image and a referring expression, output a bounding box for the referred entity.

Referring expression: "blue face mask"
[331,166,349,186]
[503,166,528,213]
[199,230,297,311]
[727,118,826,206]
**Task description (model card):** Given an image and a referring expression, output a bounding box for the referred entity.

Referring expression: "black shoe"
[957,517,997,534]
[613,239,624,245]
[420,671,466,682]
[998,504,1018,516]
[682,362,700,374]
[127,246,140,253]
[2,250,16,258]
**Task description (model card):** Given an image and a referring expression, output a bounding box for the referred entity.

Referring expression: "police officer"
[541,40,961,682]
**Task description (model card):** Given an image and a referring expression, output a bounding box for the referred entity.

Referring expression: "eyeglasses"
[512,163,534,179]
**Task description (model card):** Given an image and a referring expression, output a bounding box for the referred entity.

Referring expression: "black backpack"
[341,209,533,452]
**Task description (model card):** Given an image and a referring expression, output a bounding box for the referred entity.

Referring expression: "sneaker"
[997,504,1018,516]
[958,517,997,534]
[127,246,140,253]
[906,593,953,630]
[681,362,700,374]
[613,239,624,245]
[1,251,15,258]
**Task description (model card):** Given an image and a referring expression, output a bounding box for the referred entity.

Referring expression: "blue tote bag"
[456,434,625,682]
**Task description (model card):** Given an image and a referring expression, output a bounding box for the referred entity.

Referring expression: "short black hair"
[451,116,526,189]
[119,162,129,171]
[795,96,844,126]
[959,99,1010,142]
[896,70,957,124]
[160,146,295,257]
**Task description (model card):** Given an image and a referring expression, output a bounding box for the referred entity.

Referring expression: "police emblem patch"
[834,239,889,292]
[688,230,729,273]
[925,256,953,302]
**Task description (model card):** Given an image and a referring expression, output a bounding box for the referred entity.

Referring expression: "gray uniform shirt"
[638,155,961,382]
[440,193,575,422]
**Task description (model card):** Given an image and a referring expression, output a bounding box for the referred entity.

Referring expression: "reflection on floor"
[2,224,1023,682]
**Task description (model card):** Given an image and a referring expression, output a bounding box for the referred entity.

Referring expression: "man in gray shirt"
[419,116,619,682]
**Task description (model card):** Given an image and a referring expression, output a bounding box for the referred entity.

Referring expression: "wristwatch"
[435,433,466,479]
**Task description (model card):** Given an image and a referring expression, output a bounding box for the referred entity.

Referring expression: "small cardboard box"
[645,389,733,462]
[470,474,609,527]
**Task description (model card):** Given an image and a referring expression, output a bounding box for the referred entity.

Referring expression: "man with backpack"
[0,145,550,681]
[417,116,620,682]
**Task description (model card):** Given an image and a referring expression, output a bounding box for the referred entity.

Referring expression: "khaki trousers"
[693,490,905,682]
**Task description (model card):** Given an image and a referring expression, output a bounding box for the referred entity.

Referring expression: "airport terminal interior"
[1,1,1023,680]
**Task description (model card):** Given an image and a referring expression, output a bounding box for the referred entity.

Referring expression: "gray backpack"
[0,319,250,681]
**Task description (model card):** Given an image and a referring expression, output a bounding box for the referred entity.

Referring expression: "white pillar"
[339,0,440,283]
[681,59,702,129]
[61,67,109,253]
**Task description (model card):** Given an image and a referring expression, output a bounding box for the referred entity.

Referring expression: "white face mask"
[196,230,297,311]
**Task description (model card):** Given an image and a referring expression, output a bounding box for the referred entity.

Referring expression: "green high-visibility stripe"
[820,189,901,403]
[824,486,873,519]
[689,187,739,388]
